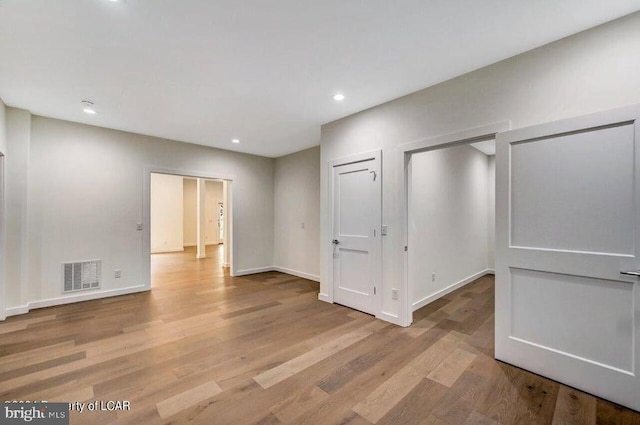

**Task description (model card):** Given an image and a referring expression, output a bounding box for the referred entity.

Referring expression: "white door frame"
[396,122,510,327]
[325,150,383,317]
[143,167,235,289]
[0,154,5,320]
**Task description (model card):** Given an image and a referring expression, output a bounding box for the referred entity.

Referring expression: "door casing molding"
[397,122,510,327]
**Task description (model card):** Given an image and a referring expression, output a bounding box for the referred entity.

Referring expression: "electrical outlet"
[301,222,305,229]
[115,269,122,278]
[392,288,398,300]
[136,223,143,231]
[432,272,436,282]
[381,225,388,236]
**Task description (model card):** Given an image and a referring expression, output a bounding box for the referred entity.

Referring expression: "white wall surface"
[183,178,197,246]
[487,155,495,270]
[320,12,640,323]
[150,173,184,253]
[5,114,274,311]
[0,98,6,154]
[409,145,489,308]
[183,178,223,247]
[5,108,31,307]
[274,146,320,280]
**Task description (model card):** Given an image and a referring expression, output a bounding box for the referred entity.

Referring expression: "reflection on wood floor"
[1,246,639,424]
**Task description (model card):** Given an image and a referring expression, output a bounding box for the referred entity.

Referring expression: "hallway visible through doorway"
[146,170,233,291]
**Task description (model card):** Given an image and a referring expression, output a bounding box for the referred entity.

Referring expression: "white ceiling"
[471,140,496,156]
[1,1,639,158]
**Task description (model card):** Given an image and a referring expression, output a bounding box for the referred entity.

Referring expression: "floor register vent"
[62,260,101,293]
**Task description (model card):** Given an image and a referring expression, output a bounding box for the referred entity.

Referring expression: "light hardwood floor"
[1,246,639,424]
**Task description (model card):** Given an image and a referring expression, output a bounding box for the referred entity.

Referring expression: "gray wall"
[5,108,30,308]
[6,113,275,310]
[0,98,6,154]
[274,146,320,280]
[487,155,496,270]
[409,145,490,309]
[320,11,640,321]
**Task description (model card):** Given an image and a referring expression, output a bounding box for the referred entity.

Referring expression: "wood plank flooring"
[1,246,639,424]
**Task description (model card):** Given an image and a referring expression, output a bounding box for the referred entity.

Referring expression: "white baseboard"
[151,247,184,254]
[411,269,493,312]
[234,266,321,281]
[5,305,29,317]
[318,293,332,303]
[486,268,495,274]
[377,311,403,326]
[273,266,320,282]
[234,266,276,276]
[183,243,220,248]
[4,285,148,318]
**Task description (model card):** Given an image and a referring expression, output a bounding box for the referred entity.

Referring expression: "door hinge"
[373,287,376,295]
[404,246,408,252]
[374,229,376,237]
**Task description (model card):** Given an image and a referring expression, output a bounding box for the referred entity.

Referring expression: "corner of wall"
[273,146,321,280]
[5,107,32,310]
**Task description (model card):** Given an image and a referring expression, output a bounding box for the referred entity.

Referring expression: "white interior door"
[332,157,381,315]
[496,105,640,411]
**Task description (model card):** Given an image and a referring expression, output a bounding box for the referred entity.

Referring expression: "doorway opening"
[143,169,233,290]
[409,140,495,310]
[398,122,509,326]
[179,177,225,257]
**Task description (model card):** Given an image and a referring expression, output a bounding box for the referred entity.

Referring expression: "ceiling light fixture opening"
[333,93,345,101]
[232,139,240,144]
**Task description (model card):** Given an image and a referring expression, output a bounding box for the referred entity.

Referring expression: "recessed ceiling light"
[232,139,240,144]
[333,93,345,101]
[82,100,96,115]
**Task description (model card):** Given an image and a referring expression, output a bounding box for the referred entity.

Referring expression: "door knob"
[332,239,340,245]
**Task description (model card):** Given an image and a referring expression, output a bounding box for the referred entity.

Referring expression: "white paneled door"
[496,105,640,411]
[332,154,381,316]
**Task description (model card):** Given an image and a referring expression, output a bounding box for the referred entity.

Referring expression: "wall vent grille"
[62,260,101,293]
